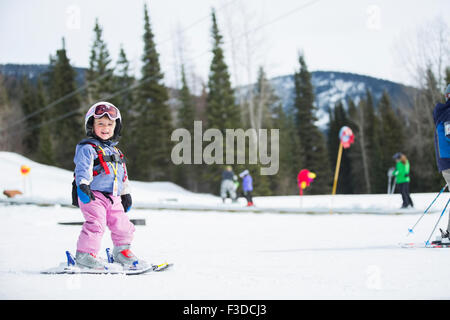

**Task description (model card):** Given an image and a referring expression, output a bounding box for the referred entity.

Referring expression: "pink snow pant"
[76,191,135,254]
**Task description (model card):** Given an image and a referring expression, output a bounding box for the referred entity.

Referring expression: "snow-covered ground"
[1,151,450,299]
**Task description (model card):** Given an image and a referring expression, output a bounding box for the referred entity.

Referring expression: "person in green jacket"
[393,152,414,208]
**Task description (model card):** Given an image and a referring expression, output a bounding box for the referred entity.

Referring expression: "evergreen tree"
[134,4,174,181]
[204,9,241,192]
[347,98,371,193]
[174,64,197,190]
[35,78,55,165]
[293,53,331,194]
[110,46,136,155]
[206,9,240,132]
[20,77,40,155]
[178,65,196,131]
[47,39,83,169]
[269,101,301,195]
[378,90,404,189]
[87,18,114,103]
[363,91,384,193]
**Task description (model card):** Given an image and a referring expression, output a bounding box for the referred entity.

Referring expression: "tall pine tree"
[47,39,83,169]
[206,9,240,132]
[174,64,198,190]
[204,9,241,192]
[347,98,371,193]
[268,92,301,195]
[363,91,384,193]
[134,4,174,181]
[110,46,136,155]
[293,53,331,194]
[378,90,404,190]
[86,18,114,103]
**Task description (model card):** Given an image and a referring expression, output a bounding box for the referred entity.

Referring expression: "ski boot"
[432,229,450,245]
[75,251,108,270]
[112,245,145,269]
[440,228,450,244]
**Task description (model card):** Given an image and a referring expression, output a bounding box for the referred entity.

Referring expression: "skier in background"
[239,169,254,207]
[433,84,450,239]
[220,166,237,203]
[73,101,139,270]
[392,152,413,209]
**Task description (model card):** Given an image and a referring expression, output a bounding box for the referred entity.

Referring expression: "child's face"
[93,116,116,140]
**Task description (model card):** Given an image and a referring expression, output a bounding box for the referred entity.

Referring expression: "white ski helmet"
[84,101,122,140]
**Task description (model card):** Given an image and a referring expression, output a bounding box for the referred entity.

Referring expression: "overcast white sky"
[0,0,448,89]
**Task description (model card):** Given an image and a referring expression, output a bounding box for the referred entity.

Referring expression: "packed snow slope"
[1,151,450,300]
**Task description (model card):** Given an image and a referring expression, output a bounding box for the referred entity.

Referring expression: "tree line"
[0,4,449,196]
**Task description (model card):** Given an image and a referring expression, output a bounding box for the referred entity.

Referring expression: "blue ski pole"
[425,196,450,246]
[407,184,448,236]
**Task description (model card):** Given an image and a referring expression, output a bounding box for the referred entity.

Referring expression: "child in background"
[239,169,254,207]
[73,101,140,270]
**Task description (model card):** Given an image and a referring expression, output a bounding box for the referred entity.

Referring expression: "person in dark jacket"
[433,83,450,239]
[220,166,237,203]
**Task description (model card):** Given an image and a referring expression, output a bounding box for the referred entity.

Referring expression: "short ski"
[399,242,450,248]
[41,250,173,275]
[41,264,154,275]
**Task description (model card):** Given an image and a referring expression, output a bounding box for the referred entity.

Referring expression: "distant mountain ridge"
[0,63,415,128]
[0,63,86,86]
[268,71,416,127]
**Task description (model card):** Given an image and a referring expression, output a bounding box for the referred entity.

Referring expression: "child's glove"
[77,184,96,204]
[121,194,132,212]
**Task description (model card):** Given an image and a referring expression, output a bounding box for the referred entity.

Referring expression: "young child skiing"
[433,84,450,239]
[239,169,254,207]
[73,101,139,270]
[392,152,413,209]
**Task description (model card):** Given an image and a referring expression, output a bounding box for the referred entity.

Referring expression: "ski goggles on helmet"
[92,103,120,120]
